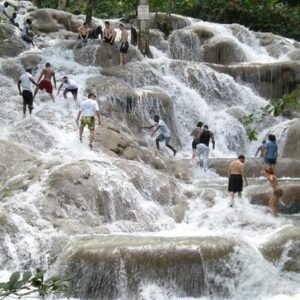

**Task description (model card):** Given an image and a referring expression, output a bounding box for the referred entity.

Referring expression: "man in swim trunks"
[57,76,78,103]
[119,23,129,66]
[103,21,116,45]
[33,62,56,102]
[77,21,91,40]
[76,93,101,150]
[18,68,37,117]
[196,125,215,171]
[142,115,177,156]
[228,155,248,206]
[190,121,203,160]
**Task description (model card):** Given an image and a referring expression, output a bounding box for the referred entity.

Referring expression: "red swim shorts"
[38,79,53,94]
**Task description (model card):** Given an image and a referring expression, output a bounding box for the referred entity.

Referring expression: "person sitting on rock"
[103,21,116,45]
[9,12,19,27]
[21,19,34,46]
[89,25,103,39]
[262,167,283,217]
[33,62,56,102]
[142,115,177,156]
[0,2,10,22]
[57,76,78,104]
[77,21,91,41]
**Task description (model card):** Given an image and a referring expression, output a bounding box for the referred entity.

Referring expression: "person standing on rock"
[142,115,177,156]
[119,23,129,66]
[264,134,278,169]
[18,68,37,117]
[76,93,101,150]
[33,62,56,102]
[228,155,247,206]
[255,140,266,158]
[57,76,78,104]
[196,125,215,171]
[103,21,116,45]
[262,167,283,217]
[190,121,203,160]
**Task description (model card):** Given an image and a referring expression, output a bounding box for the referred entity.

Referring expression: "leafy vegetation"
[242,85,300,141]
[31,0,300,40]
[0,269,72,299]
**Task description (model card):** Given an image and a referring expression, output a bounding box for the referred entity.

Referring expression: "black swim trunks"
[104,36,115,45]
[22,90,33,108]
[192,139,199,149]
[65,88,78,95]
[120,41,129,54]
[228,174,243,193]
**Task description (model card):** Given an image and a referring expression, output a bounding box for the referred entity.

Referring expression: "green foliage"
[0,269,72,299]
[242,86,300,141]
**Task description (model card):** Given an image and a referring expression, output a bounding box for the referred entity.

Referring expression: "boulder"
[286,49,300,61]
[209,158,300,178]
[203,37,247,65]
[150,29,168,52]
[261,227,300,272]
[73,42,142,68]
[0,59,23,82]
[209,61,300,98]
[284,120,300,158]
[245,183,300,214]
[19,53,43,70]
[61,235,236,299]
[28,9,81,34]
[0,23,27,57]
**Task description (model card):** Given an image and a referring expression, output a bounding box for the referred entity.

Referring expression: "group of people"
[76,20,129,65]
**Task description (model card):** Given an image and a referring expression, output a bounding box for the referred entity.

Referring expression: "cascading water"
[1,2,300,300]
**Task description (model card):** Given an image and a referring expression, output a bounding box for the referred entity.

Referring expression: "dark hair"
[197,121,203,127]
[25,68,32,73]
[238,155,245,160]
[83,22,88,26]
[262,140,266,144]
[88,93,96,98]
[4,2,9,7]
[269,134,276,142]
[154,115,159,122]
[119,23,124,28]
[45,62,51,67]
[265,167,274,175]
[204,125,208,129]
[63,76,68,81]
[105,21,110,25]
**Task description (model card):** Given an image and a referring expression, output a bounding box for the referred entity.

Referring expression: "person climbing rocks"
[18,68,37,117]
[103,21,116,45]
[262,167,283,217]
[190,121,203,160]
[21,19,34,46]
[255,140,266,158]
[228,155,247,206]
[33,62,56,102]
[0,2,10,22]
[10,12,19,27]
[196,125,215,171]
[119,23,129,66]
[142,115,177,156]
[264,134,278,169]
[76,93,101,150]
[57,76,78,104]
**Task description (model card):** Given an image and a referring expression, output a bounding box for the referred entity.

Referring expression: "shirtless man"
[119,23,129,66]
[228,155,248,206]
[103,21,116,45]
[33,62,56,102]
[77,21,91,41]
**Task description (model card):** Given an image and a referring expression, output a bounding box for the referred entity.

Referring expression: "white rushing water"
[1,3,300,300]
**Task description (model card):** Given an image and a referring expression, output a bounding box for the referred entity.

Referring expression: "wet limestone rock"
[209,158,300,178]
[0,23,27,57]
[28,9,81,34]
[245,183,300,214]
[0,59,24,82]
[61,235,236,299]
[203,37,247,65]
[286,49,300,61]
[19,53,43,70]
[261,227,300,272]
[284,120,300,158]
[0,209,7,226]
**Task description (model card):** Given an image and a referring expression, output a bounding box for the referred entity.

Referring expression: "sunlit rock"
[61,235,236,299]
[284,120,300,158]
[19,53,44,70]
[261,227,300,272]
[0,23,27,57]
[203,37,247,65]
[286,49,300,61]
[150,29,168,52]
[0,59,24,82]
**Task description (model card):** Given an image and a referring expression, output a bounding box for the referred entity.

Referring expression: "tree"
[138,0,151,57]
[85,0,93,25]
